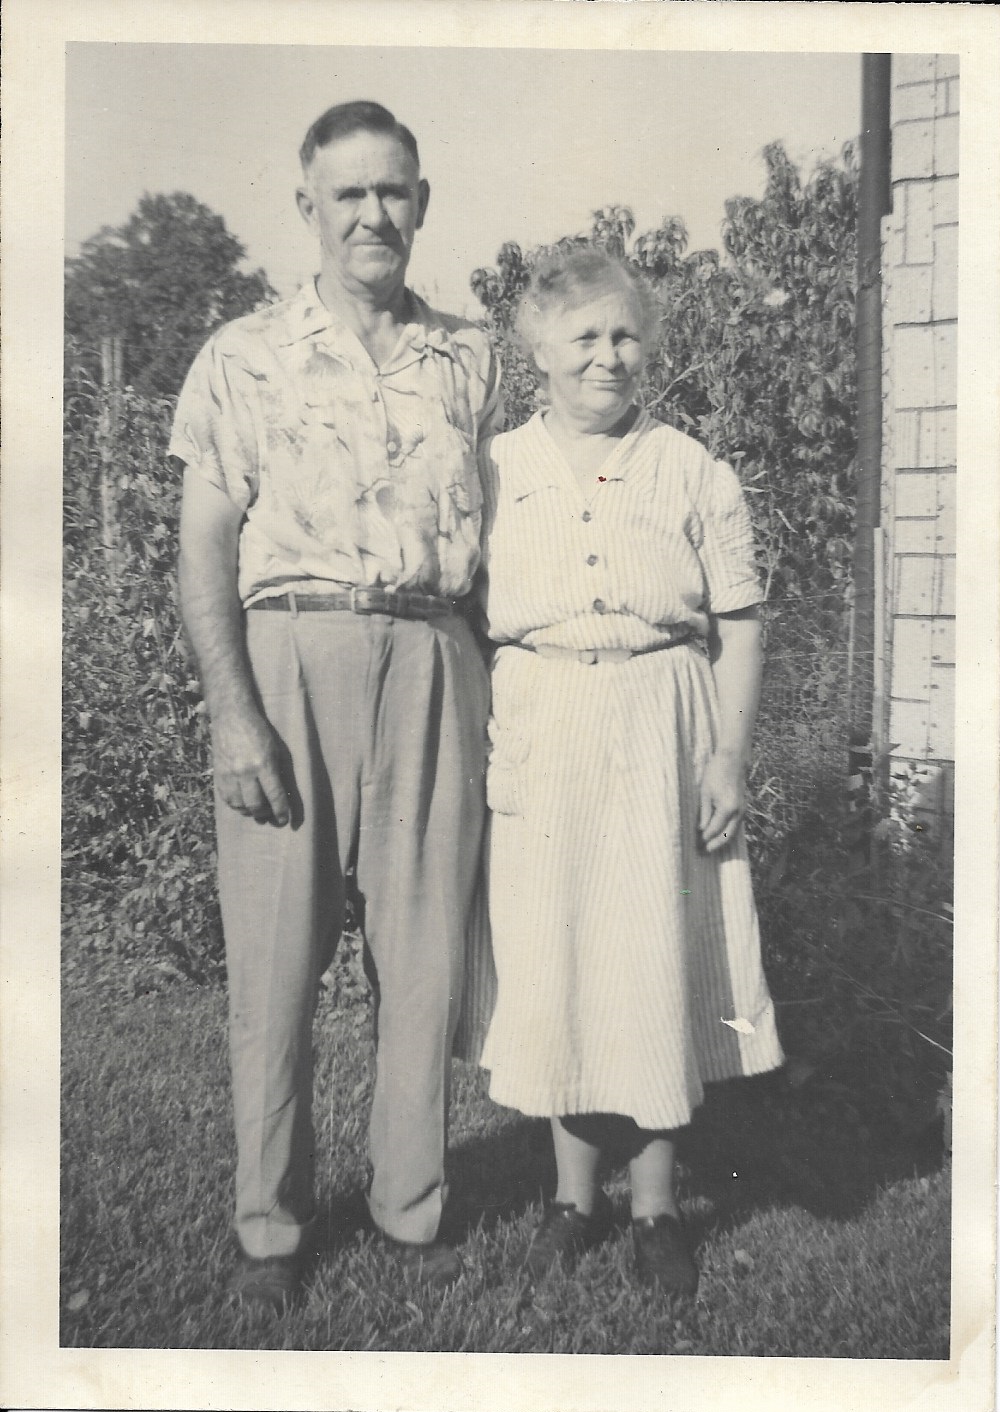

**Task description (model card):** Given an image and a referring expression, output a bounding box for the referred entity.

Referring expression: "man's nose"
[359,191,390,227]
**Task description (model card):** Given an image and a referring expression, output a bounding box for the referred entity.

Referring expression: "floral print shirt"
[169,280,501,605]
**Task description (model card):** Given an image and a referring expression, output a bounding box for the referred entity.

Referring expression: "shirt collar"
[277,279,456,363]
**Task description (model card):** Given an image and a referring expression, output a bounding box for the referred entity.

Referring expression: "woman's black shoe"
[631,1213,699,1295]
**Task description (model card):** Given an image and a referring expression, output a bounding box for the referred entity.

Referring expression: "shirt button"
[581,510,592,522]
[386,440,398,454]
[593,598,606,614]
[586,554,599,566]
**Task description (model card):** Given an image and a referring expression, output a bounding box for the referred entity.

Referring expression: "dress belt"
[247,587,456,620]
[506,629,693,665]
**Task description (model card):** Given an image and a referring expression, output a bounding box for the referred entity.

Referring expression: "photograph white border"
[2,3,997,1409]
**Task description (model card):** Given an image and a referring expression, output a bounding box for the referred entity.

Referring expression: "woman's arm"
[698,604,762,853]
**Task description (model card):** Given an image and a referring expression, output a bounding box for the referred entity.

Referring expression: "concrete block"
[889,697,929,757]
[893,263,933,323]
[935,54,960,80]
[894,470,937,516]
[896,324,956,410]
[934,322,957,404]
[903,180,935,264]
[927,663,955,758]
[894,121,935,182]
[947,77,961,115]
[932,223,958,321]
[895,55,938,85]
[893,412,920,469]
[935,555,956,615]
[894,82,937,123]
[891,617,933,699]
[933,176,959,226]
[894,518,937,554]
[896,554,935,613]
[892,183,908,238]
[935,473,956,552]
[934,114,960,177]
[932,617,956,665]
[917,408,957,468]
[894,325,935,407]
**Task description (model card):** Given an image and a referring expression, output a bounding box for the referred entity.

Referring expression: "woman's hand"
[698,748,746,853]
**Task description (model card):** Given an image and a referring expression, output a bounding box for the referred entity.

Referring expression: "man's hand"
[698,749,745,854]
[211,706,291,826]
[179,470,291,828]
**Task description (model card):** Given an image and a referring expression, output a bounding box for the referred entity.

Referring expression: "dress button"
[586,554,599,566]
[386,440,398,454]
[593,598,606,613]
[581,510,592,522]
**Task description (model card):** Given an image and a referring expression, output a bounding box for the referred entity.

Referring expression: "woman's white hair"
[515,247,661,364]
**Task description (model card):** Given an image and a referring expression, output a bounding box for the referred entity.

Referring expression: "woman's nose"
[593,337,620,367]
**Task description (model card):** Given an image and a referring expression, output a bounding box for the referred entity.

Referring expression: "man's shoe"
[227,1252,302,1310]
[631,1213,699,1296]
[524,1191,614,1282]
[379,1234,463,1289]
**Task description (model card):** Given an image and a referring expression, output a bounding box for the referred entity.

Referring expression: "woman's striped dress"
[474,410,783,1130]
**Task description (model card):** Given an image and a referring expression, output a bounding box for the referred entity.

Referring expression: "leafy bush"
[63,367,221,979]
[757,800,953,1136]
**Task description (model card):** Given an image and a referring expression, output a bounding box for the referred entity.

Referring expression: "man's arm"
[698,604,763,854]
[178,467,290,826]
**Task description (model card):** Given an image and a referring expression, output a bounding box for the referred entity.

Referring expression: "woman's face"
[534,290,648,432]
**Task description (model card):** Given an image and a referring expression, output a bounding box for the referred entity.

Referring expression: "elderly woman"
[477,248,784,1296]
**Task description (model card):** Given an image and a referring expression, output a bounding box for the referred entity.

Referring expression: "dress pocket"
[485,714,530,816]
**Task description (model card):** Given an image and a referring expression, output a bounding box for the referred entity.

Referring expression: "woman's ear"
[533,341,550,375]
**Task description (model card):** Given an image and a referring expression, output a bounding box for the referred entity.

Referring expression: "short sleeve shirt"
[480,409,761,651]
[169,280,501,605]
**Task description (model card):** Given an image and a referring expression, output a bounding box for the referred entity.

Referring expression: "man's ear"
[415,179,430,230]
[296,185,317,233]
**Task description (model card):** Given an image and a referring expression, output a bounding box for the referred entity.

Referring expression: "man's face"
[297,130,430,298]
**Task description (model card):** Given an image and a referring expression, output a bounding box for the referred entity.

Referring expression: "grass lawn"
[60,947,950,1357]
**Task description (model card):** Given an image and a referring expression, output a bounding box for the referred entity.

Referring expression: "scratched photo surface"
[5,5,997,1411]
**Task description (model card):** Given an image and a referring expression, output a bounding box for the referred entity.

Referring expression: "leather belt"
[507,629,693,665]
[248,587,456,620]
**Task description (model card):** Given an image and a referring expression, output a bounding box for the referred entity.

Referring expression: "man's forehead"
[308,130,420,184]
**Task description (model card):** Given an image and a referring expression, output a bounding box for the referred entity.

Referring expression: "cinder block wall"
[880,54,958,826]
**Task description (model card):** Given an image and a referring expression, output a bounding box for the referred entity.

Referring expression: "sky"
[66,44,861,316]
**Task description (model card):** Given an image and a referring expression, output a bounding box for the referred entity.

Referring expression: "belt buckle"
[349,586,381,614]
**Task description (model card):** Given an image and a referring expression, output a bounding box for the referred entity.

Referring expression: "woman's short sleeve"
[698,459,763,614]
[168,334,258,511]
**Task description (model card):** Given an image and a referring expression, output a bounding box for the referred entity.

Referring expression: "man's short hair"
[299,101,420,172]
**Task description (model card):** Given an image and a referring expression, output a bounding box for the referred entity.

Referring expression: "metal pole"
[848,54,892,840]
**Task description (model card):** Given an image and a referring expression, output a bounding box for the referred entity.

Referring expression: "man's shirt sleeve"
[168,333,258,512]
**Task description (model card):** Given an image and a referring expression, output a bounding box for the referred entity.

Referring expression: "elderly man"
[172,101,500,1306]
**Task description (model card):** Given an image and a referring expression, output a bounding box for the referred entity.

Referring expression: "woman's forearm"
[707,606,763,766]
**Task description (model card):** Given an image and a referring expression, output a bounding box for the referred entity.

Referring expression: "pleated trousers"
[216,607,489,1258]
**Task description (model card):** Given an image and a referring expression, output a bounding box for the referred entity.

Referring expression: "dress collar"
[509,406,649,500]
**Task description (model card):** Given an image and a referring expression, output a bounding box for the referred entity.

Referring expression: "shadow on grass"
[311,1064,947,1267]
